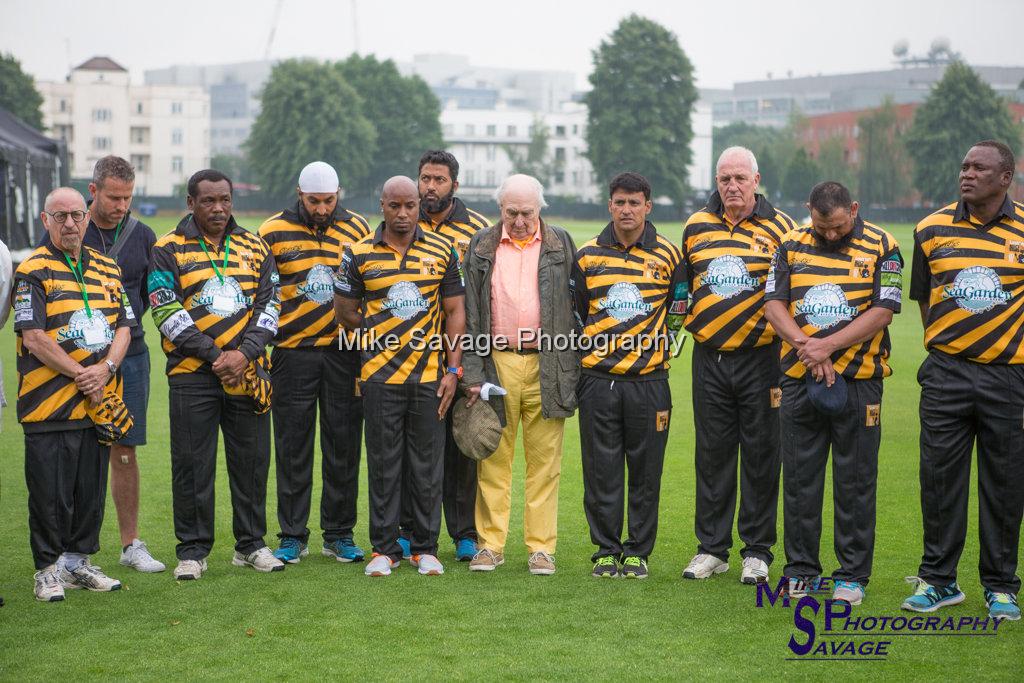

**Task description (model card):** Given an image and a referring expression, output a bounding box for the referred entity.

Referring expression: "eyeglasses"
[45,210,88,224]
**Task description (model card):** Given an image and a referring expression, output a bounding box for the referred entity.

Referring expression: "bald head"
[381,175,418,200]
[44,187,86,213]
[380,175,420,235]
[41,186,89,256]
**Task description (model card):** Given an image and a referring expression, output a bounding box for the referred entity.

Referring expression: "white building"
[145,60,272,156]
[441,102,599,203]
[38,57,210,196]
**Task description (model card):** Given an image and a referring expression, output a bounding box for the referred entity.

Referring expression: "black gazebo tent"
[0,106,67,256]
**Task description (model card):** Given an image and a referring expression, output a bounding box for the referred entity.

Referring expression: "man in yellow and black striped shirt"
[765,181,901,604]
[14,187,134,600]
[148,169,283,578]
[904,140,1024,620]
[572,172,686,579]
[258,161,370,565]
[334,175,465,576]
[407,150,490,560]
[680,146,795,584]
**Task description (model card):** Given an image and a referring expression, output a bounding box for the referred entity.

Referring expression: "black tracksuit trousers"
[578,374,672,561]
[781,376,882,584]
[917,351,1024,594]
[24,427,109,569]
[169,381,271,561]
[362,381,445,561]
[691,340,781,564]
[270,347,363,545]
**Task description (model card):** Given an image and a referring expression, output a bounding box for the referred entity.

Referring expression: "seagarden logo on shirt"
[382,281,429,320]
[57,308,114,352]
[703,255,760,298]
[941,266,1011,314]
[796,283,859,330]
[599,282,653,322]
[193,276,247,317]
[299,264,335,304]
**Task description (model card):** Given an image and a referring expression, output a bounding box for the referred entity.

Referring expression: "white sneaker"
[365,554,400,577]
[682,553,728,579]
[411,554,444,575]
[59,562,122,592]
[232,547,285,573]
[120,539,166,573]
[173,559,207,581]
[34,565,64,602]
[740,556,769,584]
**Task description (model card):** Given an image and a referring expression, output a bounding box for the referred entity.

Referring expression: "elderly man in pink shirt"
[462,174,579,575]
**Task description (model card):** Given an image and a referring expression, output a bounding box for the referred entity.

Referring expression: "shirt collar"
[953,194,1016,225]
[706,190,777,222]
[373,222,425,246]
[500,223,542,244]
[596,220,658,249]
[47,241,90,271]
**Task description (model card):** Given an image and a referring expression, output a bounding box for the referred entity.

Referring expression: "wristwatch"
[105,360,117,375]
[447,366,463,379]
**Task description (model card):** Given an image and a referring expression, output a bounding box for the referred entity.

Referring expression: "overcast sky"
[3,0,1022,89]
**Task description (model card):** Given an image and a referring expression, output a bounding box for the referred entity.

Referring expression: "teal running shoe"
[902,576,965,612]
[985,590,1021,621]
[273,537,308,564]
[322,538,365,563]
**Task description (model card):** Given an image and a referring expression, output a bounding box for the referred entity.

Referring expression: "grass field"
[0,214,1020,680]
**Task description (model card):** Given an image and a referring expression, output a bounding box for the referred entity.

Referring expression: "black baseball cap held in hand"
[805,371,848,416]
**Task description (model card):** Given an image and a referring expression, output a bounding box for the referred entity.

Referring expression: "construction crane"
[264,0,284,60]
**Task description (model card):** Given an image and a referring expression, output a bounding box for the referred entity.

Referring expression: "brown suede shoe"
[528,551,556,576]
[469,548,504,572]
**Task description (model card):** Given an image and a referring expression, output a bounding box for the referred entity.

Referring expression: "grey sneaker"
[411,554,445,575]
[174,559,207,581]
[833,580,865,605]
[120,539,166,573]
[232,547,285,573]
[683,553,728,579]
[59,563,122,592]
[34,565,64,602]
[740,556,769,584]
[528,551,556,576]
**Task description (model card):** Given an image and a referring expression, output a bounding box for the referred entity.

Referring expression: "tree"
[905,62,1023,204]
[246,59,376,202]
[710,114,805,201]
[211,153,253,185]
[503,116,561,186]
[816,135,856,193]
[0,53,44,130]
[781,148,820,204]
[857,98,910,206]
[585,14,697,203]
[334,55,443,194]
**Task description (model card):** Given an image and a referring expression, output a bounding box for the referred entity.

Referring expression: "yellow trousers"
[476,351,565,554]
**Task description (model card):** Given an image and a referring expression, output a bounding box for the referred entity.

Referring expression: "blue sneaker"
[455,538,477,562]
[273,538,308,564]
[397,536,412,561]
[985,590,1021,621]
[322,538,365,563]
[902,576,965,612]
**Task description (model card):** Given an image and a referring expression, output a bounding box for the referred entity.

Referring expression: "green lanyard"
[112,217,124,245]
[197,234,231,284]
[62,251,93,319]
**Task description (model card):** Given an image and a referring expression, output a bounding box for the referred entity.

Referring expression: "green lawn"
[0,216,1020,680]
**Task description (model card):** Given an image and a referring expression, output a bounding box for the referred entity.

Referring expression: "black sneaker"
[592,555,619,578]
[621,556,648,579]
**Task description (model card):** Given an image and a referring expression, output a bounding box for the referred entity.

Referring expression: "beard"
[813,231,853,253]
[421,189,455,215]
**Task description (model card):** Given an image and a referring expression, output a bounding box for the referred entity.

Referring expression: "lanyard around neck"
[197,233,231,284]
[62,251,92,318]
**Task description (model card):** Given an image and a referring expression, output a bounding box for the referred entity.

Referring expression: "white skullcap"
[298,161,340,193]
